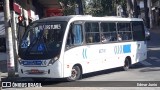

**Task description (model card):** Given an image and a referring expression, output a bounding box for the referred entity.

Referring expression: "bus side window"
[85,22,100,44]
[117,23,132,41]
[100,22,117,42]
[66,24,83,47]
[132,21,145,41]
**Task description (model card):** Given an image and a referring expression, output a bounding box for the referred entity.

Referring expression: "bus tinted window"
[100,22,117,42]
[132,21,145,41]
[85,22,100,43]
[67,24,83,46]
[117,23,132,41]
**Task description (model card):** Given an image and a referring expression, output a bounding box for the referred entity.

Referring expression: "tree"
[59,0,84,15]
[144,0,150,28]
[84,0,127,16]
[59,0,77,15]
[133,0,138,18]
[59,0,138,18]
[126,0,133,17]
[86,0,103,16]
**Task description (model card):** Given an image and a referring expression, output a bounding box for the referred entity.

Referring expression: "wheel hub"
[71,69,77,79]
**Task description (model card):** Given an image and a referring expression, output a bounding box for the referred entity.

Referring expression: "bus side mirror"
[144,28,151,41]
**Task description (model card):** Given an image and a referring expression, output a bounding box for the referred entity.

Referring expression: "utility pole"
[4,0,15,77]
[148,0,152,28]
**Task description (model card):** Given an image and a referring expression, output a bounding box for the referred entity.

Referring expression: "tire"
[67,66,81,81]
[123,58,130,71]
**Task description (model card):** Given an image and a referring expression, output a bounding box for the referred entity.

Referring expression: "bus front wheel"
[67,65,81,81]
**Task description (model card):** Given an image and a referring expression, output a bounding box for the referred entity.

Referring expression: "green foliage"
[84,0,126,16]
[58,0,127,16]
[58,0,77,15]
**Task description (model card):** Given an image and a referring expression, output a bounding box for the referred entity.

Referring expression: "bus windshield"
[19,21,67,60]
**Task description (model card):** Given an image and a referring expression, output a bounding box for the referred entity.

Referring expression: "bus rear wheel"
[67,65,81,81]
[123,57,131,71]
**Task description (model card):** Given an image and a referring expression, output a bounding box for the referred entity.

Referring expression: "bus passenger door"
[63,22,84,77]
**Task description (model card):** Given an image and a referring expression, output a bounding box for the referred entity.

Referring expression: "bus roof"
[35,15,143,23]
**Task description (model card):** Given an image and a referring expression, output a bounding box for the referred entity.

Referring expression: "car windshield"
[18,21,67,60]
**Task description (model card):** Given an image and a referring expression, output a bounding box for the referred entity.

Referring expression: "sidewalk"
[0,52,18,78]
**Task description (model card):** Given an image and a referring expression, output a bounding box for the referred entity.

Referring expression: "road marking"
[149,57,159,60]
[140,61,152,66]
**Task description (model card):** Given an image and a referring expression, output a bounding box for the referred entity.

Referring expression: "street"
[1,28,160,90]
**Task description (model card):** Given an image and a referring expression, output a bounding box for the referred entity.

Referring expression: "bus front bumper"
[18,61,63,78]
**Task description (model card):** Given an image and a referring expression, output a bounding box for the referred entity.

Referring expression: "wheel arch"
[73,63,83,74]
[125,56,132,65]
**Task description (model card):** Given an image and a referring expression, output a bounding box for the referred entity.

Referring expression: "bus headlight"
[48,56,59,66]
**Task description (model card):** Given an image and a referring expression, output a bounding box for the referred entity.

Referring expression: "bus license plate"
[28,69,44,74]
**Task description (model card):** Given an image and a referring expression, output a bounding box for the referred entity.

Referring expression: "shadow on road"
[140,68,160,72]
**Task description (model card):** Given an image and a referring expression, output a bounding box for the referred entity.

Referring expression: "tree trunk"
[77,0,84,15]
[126,0,133,17]
[144,0,150,28]
[133,0,138,18]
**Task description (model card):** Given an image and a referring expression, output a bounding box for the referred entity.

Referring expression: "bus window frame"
[84,21,101,45]
[116,21,133,42]
[100,21,117,43]
[131,21,145,41]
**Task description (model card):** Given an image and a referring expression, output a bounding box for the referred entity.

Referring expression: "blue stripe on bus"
[123,44,131,53]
